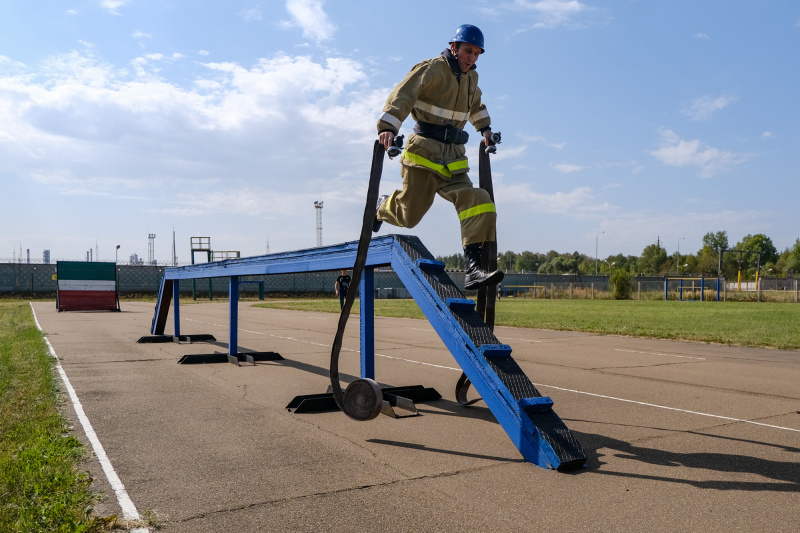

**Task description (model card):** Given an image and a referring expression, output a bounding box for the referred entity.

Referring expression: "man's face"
[451,42,482,73]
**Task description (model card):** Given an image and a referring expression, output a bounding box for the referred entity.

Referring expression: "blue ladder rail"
[149,234,586,470]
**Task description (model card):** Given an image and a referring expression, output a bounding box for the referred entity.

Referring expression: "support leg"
[173,280,181,337]
[360,267,375,380]
[229,276,238,356]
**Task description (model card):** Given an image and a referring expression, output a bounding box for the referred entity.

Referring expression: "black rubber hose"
[329,141,385,421]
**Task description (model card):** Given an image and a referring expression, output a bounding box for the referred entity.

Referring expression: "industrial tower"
[314,201,323,247]
[148,233,156,265]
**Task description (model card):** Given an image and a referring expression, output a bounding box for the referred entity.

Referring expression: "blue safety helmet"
[450,24,485,53]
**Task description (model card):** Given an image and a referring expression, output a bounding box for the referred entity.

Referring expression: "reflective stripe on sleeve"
[470,108,490,123]
[379,112,402,130]
[458,202,496,221]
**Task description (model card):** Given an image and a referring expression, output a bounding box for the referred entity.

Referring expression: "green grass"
[0,302,108,532]
[255,298,800,350]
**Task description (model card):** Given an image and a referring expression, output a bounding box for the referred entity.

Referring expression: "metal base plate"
[177,351,283,365]
[137,334,217,344]
[287,385,441,416]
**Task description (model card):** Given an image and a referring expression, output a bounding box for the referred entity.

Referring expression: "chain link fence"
[3,262,796,302]
[0,263,410,298]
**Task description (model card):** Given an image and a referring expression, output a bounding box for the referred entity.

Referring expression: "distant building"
[43,250,51,264]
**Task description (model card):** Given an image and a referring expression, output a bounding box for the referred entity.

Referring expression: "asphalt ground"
[32,301,800,532]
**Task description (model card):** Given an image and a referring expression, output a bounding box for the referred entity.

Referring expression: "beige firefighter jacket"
[377,50,491,178]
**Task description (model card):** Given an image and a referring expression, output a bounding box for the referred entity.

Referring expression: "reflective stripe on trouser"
[377,161,496,246]
[401,150,469,178]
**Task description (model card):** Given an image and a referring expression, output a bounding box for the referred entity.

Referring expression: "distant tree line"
[435,231,800,281]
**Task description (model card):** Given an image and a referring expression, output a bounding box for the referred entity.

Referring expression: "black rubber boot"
[373,194,389,233]
[464,243,504,290]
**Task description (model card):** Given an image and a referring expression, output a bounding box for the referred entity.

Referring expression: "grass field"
[0,302,108,532]
[255,298,800,351]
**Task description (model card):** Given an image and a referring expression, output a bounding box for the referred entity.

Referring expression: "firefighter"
[373,24,503,290]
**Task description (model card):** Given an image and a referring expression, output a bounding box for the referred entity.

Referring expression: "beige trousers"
[377,163,496,247]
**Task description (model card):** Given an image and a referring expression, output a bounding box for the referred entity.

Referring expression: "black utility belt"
[414,121,469,145]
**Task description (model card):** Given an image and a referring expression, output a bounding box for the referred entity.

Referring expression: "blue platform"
[149,234,586,470]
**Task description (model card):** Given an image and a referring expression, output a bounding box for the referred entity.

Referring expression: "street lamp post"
[677,237,685,275]
[115,244,120,264]
[595,231,604,275]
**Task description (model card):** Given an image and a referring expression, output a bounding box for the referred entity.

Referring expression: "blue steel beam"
[158,237,396,280]
[151,237,396,335]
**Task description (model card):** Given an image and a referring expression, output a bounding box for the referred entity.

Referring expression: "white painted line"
[406,327,434,332]
[500,336,543,344]
[534,383,800,434]
[270,313,325,320]
[375,353,461,371]
[614,348,705,361]
[184,316,797,434]
[30,304,149,533]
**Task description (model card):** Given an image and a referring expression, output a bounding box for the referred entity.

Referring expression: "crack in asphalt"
[173,462,507,525]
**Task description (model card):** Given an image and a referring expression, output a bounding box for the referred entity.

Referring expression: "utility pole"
[595,231,604,275]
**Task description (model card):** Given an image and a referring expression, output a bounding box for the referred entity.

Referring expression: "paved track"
[32,301,800,532]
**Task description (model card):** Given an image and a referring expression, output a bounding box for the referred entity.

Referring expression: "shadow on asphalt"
[366,439,525,463]
[568,423,800,490]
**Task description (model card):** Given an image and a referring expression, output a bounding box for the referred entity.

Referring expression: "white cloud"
[761,131,774,139]
[649,129,742,178]
[496,183,594,214]
[198,50,210,56]
[681,93,736,121]
[511,0,603,30]
[469,143,527,163]
[0,48,398,258]
[132,31,153,39]
[694,32,710,40]
[99,0,129,15]
[65,10,78,16]
[284,0,336,42]
[552,163,584,173]
[238,7,263,22]
[521,134,565,149]
[0,50,380,199]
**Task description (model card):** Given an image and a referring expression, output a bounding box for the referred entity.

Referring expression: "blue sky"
[1,1,798,264]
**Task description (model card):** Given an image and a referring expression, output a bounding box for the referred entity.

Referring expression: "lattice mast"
[172,227,178,266]
[148,233,156,265]
[314,201,323,247]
